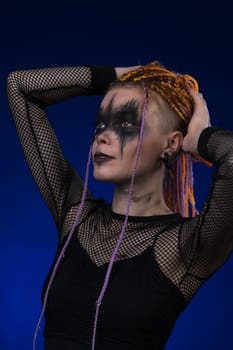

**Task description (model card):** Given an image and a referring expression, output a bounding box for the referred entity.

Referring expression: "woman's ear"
[162,130,183,157]
[161,131,183,168]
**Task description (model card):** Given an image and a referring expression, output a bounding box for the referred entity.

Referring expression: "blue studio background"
[1,1,233,349]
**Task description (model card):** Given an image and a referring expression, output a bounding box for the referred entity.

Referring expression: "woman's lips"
[94,152,115,164]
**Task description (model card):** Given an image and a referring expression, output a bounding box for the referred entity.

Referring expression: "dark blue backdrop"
[1,1,233,349]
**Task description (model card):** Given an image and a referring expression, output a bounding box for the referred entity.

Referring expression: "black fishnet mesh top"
[7,66,233,350]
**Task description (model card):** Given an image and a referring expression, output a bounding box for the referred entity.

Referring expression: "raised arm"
[180,90,233,298]
[7,66,116,229]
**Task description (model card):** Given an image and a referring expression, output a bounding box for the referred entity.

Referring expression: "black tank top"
[43,232,186,350]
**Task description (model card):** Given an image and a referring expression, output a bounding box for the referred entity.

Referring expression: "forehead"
[100,86,143,111]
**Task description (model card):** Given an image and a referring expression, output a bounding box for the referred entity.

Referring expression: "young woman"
[7,61,233,350]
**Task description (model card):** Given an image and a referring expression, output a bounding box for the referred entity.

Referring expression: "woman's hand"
[115,66,141,79]
[182,87,211,155]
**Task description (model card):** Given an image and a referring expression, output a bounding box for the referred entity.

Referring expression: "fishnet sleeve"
[7,66,115,229]
[154,128,233,301]
[179,128,233,298]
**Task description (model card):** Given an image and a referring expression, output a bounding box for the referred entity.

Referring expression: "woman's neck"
[112,175,172,217]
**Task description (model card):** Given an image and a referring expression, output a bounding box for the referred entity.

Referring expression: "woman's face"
[92,86,176,185]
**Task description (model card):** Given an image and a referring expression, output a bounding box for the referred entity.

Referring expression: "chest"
[77,215,171,266]
[45,237,185,336]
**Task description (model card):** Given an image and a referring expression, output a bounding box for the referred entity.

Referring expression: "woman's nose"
[95,129,114,145]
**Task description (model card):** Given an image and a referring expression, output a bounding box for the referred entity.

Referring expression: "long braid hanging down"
[119,60,212,217]
[32,83,150,350]
[91,86,150,350]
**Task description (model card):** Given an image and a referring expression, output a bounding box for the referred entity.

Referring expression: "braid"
[119,61,198,124]
[119,60,210,217]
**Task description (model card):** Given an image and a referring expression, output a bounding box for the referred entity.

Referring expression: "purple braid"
[168,152,198,217]
[91,86,149,350]
[32,86,149,350]
[32,146,93,350]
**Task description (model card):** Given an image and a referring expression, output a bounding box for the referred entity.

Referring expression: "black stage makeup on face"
[95,96,142,155]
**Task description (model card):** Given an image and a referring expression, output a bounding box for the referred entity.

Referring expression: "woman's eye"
[97,121,105,129]
[95,121,106,133]
[121,121,133,128]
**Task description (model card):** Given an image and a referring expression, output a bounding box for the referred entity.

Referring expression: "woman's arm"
[181,90,233,296]
[7,66,116,229]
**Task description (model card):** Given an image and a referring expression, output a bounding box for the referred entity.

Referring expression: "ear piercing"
[163,152,170,169]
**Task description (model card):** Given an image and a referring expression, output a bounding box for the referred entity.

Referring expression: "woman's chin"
[93,172,133,187]
[93,171,115,183]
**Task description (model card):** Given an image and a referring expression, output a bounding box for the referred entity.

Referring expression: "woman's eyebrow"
[96,99,139,121]
[96,109,105,121]
[115,99,139,113]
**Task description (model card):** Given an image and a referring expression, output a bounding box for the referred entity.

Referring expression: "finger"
[187,85,209,111]
[186,84,203,100]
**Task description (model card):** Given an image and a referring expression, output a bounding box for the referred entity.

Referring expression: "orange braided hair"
[118,60,211,217]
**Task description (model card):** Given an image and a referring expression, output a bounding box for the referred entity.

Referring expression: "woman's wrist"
[89,66,116,94]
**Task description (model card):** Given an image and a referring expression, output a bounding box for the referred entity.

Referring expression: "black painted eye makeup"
[95,120,106,135]
[94,99,143,155]
[95,99,140,134]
